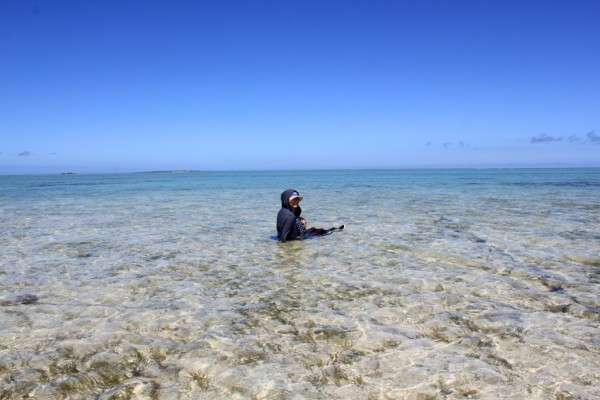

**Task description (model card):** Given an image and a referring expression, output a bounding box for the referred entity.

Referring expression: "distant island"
[60,172,76,175]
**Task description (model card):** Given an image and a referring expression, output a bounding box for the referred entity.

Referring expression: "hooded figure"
[277,189,303,242]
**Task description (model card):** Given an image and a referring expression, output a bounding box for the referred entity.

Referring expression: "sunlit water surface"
[1,170,599,399]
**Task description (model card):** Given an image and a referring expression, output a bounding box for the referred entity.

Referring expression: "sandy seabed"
[1,171,599,399]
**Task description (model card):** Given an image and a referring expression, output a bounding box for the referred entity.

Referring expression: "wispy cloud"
[530,133,563,143]
[445,141,470,148]
[429,141,471,149]
[531,131,598,145]
[428,131,597,150]
[18,151,32,156]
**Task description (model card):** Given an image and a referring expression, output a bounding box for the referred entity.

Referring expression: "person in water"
[276,189,344,242]
[277,189,303,242]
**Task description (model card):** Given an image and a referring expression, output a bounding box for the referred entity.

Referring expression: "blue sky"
[1,0,599,174]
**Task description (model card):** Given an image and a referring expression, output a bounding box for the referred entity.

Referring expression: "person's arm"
[279,215,295,243]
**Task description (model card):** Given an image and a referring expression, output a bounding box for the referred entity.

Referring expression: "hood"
[280,189,298,210]
[280,189,302,216]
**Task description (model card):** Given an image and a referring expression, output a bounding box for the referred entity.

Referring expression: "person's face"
[289,198,300,208]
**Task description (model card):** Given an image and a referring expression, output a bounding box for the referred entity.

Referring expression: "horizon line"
[2,163,600,177]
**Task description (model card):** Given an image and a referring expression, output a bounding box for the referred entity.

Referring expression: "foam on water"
[1,169,599,399]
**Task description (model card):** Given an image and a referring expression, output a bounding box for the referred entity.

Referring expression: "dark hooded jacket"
[277,189,302,242]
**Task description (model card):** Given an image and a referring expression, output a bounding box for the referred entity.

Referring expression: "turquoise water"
[1,169,599,399]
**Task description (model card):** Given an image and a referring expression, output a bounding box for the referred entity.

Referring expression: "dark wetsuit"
[277,189,342,242]
[276,189,303,242]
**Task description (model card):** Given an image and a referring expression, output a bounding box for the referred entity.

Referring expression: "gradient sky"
[1,0,599,174]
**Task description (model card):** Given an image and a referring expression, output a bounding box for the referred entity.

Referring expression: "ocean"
[1,169,599,399]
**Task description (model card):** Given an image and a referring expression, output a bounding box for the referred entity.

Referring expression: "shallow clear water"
[1,169,599,399]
